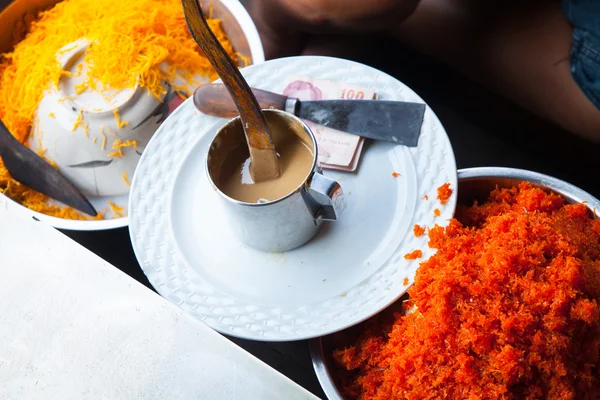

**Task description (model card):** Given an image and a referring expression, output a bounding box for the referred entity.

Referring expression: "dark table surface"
[60,32,600,400]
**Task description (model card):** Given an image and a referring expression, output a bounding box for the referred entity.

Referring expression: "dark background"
[5,0,599,398]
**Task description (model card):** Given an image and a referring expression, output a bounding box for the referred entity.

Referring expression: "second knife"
[193,83,426,147]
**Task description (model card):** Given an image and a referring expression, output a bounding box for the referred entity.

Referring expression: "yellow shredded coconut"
[82,120,89,138]
[48,112,55,118]
[0,0,240,219]
[100,131,107,150]
[108,139,137,158]
[108,201,125,217]
[122,172,131,187]
[113,109,128,129]
[71,109,83,132]
[101,125,116,137]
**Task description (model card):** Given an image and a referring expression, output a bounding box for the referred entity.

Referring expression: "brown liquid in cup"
[212,114,314,203]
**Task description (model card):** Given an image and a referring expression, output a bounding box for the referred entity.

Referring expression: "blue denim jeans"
[563,0,600,109]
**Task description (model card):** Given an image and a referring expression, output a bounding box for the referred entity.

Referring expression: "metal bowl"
[0,0,264,231]
[0,0,264,64]
[311,167,600,400]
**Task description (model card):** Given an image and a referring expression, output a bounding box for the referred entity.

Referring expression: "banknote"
[281,76,377,171]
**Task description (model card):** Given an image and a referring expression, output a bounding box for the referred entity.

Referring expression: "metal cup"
[206,109,346,252]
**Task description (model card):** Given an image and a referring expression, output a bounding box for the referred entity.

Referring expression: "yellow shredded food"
[108,200,125,217]
[0,0,241,220]
[113,109,128,129]
[100,131,107,151]
[71,109,83,132]
[101,125,116,137]
[108,139,137,158]
[122,172,131,187]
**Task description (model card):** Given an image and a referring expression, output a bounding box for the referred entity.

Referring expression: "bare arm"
[247,0,420,59]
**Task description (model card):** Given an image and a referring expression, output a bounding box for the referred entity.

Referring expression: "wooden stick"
[181,0,280,182]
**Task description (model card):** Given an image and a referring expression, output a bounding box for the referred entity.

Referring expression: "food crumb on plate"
[404,250,422,260]
[437,183,452,205]
[413,224,426,237]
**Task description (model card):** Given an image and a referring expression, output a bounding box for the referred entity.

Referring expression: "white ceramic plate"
[129,56,457,341]
[0,0,264,231]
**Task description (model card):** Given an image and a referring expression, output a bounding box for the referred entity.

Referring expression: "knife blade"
[194,83,426,146]
[0,119,97,216]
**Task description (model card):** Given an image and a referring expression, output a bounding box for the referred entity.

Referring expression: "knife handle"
[194,83,288,118]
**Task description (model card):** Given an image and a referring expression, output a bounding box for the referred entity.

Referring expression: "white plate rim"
[129,55,458,340]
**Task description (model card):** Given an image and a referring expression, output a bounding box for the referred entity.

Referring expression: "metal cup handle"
[303,172,347,223]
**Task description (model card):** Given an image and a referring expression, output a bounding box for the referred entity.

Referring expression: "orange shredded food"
[404,250,422,260]
[423,195,429,200]
[402,277,409,286]
[413,224,425,238]
[0,0,240,219]
[332,183,600,399]
[437,182,452,205]
[392,172,400,178]
[434,208,441,217]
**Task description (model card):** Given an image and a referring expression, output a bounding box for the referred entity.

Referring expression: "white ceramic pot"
[29,39,169,197]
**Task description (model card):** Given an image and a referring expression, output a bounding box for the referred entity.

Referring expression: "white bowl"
[0,0,265,231]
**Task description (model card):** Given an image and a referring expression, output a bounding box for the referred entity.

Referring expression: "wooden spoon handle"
[181,0,275,151]
[194,84,288,118]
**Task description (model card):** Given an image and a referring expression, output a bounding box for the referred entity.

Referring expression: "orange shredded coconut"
[437,182,452,205]
[423,195,429,200]
[413,224,425,237]
[404,250,422,260]
[332,183,600,399]
[402,277,409,286]
[122,172,131,187]
[0,0,239,219]
[434,208,441,217]
[392,172,400,178]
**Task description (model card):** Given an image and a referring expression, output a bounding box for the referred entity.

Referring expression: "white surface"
[0,196,318,400]
[129,56,457,341]
[0,0,265,232]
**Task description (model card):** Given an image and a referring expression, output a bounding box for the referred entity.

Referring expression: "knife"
[194,83,426,147]
[0,119,97,216]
